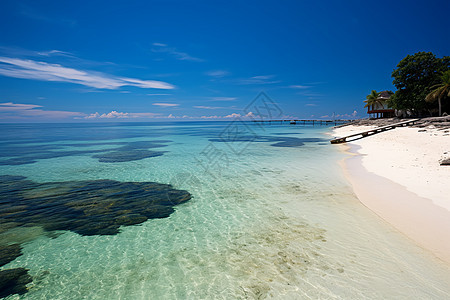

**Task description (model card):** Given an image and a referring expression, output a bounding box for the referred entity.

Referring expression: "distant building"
[367,91,395,118]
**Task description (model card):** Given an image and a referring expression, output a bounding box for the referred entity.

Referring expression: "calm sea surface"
[1,121,449,299]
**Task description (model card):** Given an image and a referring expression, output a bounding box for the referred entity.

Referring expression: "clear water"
[1,121,449,299]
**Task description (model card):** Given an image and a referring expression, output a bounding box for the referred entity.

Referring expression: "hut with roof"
[367,91,395,118]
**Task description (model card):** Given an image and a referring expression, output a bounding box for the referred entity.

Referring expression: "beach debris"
[0,268,32,298]
[0,175,191,236]
[0,244,22,267]
[439,158,450,166]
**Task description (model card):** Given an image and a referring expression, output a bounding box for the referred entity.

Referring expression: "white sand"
[333,125,450,264]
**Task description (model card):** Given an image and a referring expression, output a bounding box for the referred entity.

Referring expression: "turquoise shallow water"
[1,121,450,299]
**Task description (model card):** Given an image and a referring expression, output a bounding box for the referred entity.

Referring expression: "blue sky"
[0,0,448,122]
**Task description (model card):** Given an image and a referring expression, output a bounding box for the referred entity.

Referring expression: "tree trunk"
[439,98,442,116]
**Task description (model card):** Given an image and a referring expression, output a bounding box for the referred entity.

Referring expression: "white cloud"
[152,103,179,107]
[206,70,230,77]
[147,93,171,96]
[0,57,175,90]
[224,112,255,119]
[200,115,220,119]
[84,111,160,119]
[305,103,317,106]
[224,113,241,118]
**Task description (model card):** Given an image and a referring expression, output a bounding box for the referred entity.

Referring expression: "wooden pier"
[252,119,351,126]
[330,119,419,144]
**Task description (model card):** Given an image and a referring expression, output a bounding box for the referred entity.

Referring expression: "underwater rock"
[92,150,166,163]
[0,244,22,267]
[0,268,32,298]
[0,175,191,236]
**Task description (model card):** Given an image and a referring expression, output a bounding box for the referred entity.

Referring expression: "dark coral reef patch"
[0,175,191,297]
[92,150,166,163]
[0,175,191,236]
[0,268,32,298]
[0,140,171,165]
[0,244,22,267]
[209,136,326,148]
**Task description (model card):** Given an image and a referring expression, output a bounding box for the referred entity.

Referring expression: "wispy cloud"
[194,105,223,109]
[0,47,117,69]
[236,75,281,85]
[289,85,310,89]
[0,57,175,89]
[152,43,167,47]
[151,43,203,62]
[0,102,84,119]
[84,111,160,119]
[0,102,42,110]
[36,50,76,58]
[151,43,204,62]
[209,97,237,101]
[147,93,171,96]
[206,70,230,77]
[152,103,179,107]
[297,91,323,98]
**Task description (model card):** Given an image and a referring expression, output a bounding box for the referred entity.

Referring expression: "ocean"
[1,121,449,299]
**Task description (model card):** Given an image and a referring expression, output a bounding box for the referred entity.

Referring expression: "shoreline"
[333,125,450,265]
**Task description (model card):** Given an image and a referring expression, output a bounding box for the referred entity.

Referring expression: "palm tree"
[364,90,381,117]
[426,70,450,116]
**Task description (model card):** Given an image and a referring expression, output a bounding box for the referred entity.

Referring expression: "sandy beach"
[333,124,450,264]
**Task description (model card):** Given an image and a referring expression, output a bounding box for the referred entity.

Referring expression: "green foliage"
[425,70,450,116]
[390,52,450,115]
[363,90,380,108]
